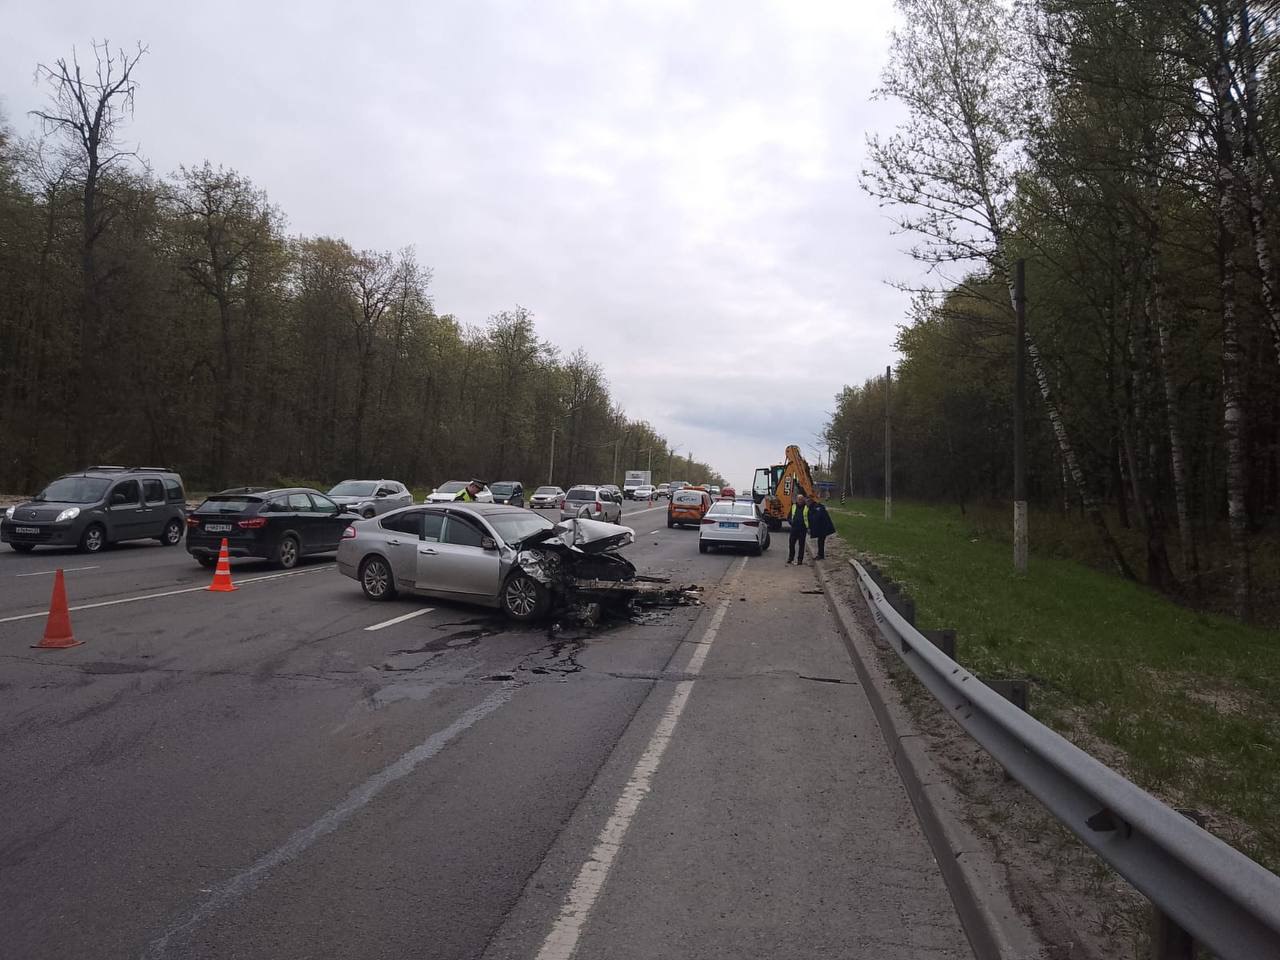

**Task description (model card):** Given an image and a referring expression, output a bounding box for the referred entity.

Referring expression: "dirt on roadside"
[818,533,1152,960]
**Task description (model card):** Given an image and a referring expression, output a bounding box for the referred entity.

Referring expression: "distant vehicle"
[488,481,525,507]
[601,484,622,499]
[186,487,358,569]
[699,499,769,555]
[336,503,637,622]
[655,483,671,499]
[623,469,652,499]
[326,480,412,519]
[529,485,566,510]
[425,481,495,503]
[668,481,689,496]
[668,488,712,528]
[752,445,820,530]
[633,484,656,500]
[2,466,187,554]
[709,485,721,498]
[719,486,737,499]
[561,485,623,524]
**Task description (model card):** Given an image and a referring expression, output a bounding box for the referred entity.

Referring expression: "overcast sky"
[2,0,915,489]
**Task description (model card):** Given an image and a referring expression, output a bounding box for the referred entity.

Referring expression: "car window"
[488,512,554,544]
[110,480,141,506]
[376,486,397,497]
[566,487,596,501]
[164,478,185,503]
[441,514,484,547]
[381,511,422,536]
[437,481,466,494]
[329,481,377,497]
[287,493,311,511]
[141,478,165,504]
[422,513,444,542]
[36,476,111,504]
[490,483,514,497]
[308,493,339,514]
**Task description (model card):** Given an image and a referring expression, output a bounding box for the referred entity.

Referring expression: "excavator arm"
[756,445,819,530]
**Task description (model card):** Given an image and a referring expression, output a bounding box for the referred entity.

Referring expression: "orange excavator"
[751,445,820,530]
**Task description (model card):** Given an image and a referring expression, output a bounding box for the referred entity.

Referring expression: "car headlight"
[3,506,14,520]
[55,507,81,523]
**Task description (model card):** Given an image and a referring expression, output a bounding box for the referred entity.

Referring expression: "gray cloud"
[2,0,915,486]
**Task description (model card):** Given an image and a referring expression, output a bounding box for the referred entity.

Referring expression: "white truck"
[623,469,652,499]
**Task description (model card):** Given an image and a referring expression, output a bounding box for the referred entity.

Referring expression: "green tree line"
[828,0,1280,621]
[0,43,725,496]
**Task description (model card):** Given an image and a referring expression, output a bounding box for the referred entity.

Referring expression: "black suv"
[186,487,358,569]
[2,466,187,554]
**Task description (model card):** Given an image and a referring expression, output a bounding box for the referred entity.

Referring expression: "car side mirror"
[480,536,498,551]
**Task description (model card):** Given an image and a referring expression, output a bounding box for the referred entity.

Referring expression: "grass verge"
[829,498,1280,874]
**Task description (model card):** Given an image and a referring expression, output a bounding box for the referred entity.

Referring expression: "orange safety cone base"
[207,538,238,592]
[33,569,82,649]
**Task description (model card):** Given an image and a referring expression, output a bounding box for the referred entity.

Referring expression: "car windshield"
[708,502,755,517]
[488,512,555,544]
[329,481,377,497]
[674,492,702,504]
[490,483,514,496]
[534,486,560,495]
[200,495,262,513]
[437,481,466,493]
[566,488,596,500]
[36,476,111,503]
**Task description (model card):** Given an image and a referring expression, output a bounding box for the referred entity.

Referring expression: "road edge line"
[809,547,1045,960]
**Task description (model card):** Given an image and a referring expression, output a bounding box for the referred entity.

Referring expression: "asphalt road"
[0,499,970,960]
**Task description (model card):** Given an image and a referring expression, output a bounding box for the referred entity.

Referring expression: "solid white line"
[364,607,434,631]
[141,685,513,959]
[534,556,747,960]
[15,565,100,578]
[0,567,325,624]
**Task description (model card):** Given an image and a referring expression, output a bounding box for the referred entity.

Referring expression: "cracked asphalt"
[0,501,969,959]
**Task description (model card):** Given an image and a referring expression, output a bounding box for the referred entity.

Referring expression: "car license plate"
[15,526,39,535]
[718,521,739,529]
[204,523,233,532]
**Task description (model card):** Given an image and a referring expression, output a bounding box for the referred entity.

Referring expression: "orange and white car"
[668,488,712,528]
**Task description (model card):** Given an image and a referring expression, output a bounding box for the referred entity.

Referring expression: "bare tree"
[30,40,147,461]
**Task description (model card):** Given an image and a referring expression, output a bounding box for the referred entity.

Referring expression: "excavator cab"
[753,446,818,530]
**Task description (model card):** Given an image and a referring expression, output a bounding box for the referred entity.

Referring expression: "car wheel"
[159,517,184,546]
[10,543,35,553]
[196,554,217,569]
[274,534,301,570]
[501,573,549,622]
[359,555,397,601]
[79,523,106,554]
[699,541,708,554]
[762,532,771,551]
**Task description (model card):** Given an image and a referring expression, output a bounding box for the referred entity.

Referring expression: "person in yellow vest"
[455,478,487,502]
[786,493,809,565]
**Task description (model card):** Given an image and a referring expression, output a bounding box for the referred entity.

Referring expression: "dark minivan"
[488,481,525,507]
[186,487,357,569]
[2,466,187,553]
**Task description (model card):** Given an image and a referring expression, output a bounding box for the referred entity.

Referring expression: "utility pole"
[884,365,892,521]
[647,446,652,473]
[612,436,620,488]
[548,428,556,486]
[1014,258,1029,573]
[844,433,852,504]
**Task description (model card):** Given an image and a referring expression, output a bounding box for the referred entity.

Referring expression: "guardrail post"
[923,628,956,660]
[1150,910,1195,960]
[982,679,1029,712]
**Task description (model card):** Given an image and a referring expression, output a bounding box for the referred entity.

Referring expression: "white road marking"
[534,556,748,960]
[0,567,325,624]
[15,565,100,578]
[364,607,434,631]
[141,685,513,959]
[649,530,662,535]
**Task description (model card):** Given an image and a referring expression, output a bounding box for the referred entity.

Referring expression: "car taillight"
[701,517,716,524]
[595,502,602,513]
[237,517,268,529]
[743,520,760,527]
[186,516,200,528]
[342,524,357,539]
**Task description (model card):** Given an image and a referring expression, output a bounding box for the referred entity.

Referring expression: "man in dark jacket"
[786,494,808,565]
[807,498,836,559]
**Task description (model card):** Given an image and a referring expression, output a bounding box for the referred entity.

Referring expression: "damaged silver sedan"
[337,503,687,622]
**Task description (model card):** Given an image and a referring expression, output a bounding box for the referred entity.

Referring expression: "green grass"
[830,499,1280,873]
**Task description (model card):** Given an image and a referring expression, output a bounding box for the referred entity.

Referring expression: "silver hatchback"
[560,485,623,523]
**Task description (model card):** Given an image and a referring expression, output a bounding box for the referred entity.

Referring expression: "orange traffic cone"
[32,568,82,649]
[207,538,237,592]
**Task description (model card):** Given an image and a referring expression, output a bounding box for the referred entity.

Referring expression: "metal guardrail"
[850,559,1280,960]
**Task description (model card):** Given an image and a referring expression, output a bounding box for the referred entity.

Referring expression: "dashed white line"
[534,555,747,960]
[0,567,326,624]
[15,565,99,578]
[141,685,514,959]
[364,607,434,631]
